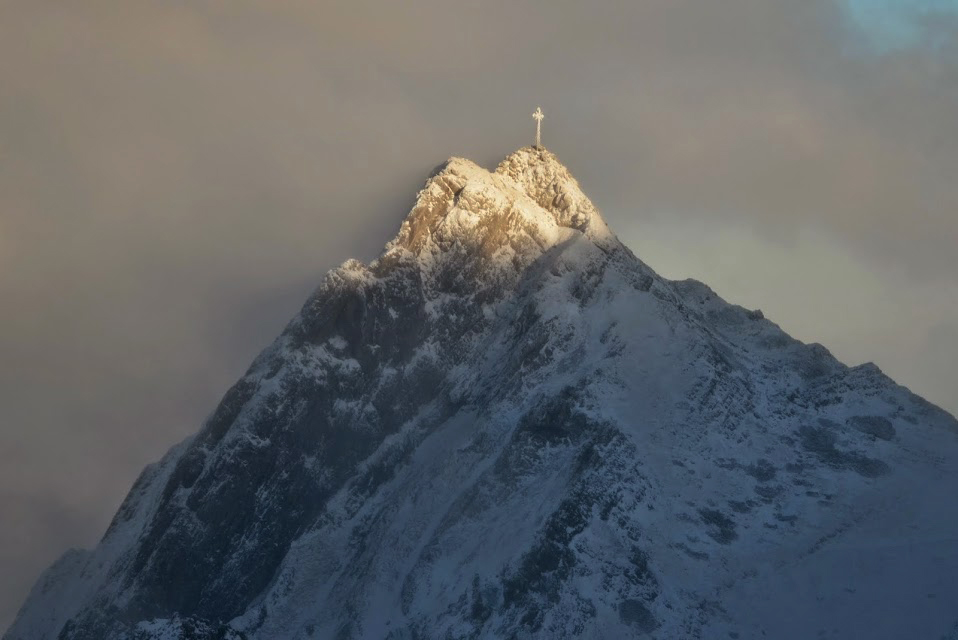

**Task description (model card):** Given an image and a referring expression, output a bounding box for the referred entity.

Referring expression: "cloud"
[1,0,956,630]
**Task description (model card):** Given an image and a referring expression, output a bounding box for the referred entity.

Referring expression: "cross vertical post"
[533,107,544,149]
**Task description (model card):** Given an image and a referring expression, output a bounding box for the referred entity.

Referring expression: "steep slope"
[7,147,958,640]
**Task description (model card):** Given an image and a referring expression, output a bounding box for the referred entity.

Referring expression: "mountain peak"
[386,147,613,274]
[495,146,606,235]
[10,140,958,640]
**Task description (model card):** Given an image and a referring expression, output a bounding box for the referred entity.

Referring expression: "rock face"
[7,148,958,640]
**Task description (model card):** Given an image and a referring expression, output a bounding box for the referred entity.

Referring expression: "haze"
[2,0,956,631]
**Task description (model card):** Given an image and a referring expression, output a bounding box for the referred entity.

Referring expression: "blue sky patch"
[842,0,958,52]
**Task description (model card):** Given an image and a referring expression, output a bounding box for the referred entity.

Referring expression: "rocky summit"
[8,147,958,640]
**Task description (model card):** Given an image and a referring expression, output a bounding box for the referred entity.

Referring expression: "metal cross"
[533,107,544,149]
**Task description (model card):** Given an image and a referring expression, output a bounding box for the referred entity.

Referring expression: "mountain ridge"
[7,147,958,640]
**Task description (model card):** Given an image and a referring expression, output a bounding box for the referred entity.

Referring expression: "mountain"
[7,147,958,640]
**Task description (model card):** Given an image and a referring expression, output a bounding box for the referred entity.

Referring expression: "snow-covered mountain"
[8,147,958,640]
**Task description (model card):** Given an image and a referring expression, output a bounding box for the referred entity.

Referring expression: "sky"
[1,0,957,631]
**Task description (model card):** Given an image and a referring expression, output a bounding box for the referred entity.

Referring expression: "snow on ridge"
[383,148,615,281]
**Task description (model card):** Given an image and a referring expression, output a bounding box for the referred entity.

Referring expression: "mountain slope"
[8,147,958,640]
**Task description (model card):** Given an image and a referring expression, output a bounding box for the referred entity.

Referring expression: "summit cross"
[533,107,544,149]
